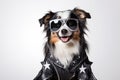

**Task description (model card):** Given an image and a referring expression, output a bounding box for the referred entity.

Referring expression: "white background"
[0,0,120,80]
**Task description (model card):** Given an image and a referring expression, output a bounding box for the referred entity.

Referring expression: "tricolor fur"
[39,8,91,68]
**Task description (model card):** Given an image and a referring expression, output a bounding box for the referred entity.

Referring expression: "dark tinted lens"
[50,21,62,31]
[67,19,77,30]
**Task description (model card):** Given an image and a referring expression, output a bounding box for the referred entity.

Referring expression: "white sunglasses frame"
[49,18,79,32]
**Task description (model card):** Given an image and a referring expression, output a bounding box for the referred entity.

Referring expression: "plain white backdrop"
[0,0,120,80]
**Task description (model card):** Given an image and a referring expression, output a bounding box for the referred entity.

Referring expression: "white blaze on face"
[56,11,72,40]
[56,10,71,19]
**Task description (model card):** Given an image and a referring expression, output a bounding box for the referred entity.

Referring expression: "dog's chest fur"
[53,40,80,68]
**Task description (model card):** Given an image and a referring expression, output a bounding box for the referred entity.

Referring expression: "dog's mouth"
[60,36,69,42]
[57,30,73,43]
[59,36,72,43]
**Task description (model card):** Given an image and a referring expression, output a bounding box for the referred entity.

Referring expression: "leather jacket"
[34,53,97,80]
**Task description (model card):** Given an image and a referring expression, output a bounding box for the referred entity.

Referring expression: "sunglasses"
[49,18,79,32]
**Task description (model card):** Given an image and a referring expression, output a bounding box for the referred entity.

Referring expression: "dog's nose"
[61,29,68,35]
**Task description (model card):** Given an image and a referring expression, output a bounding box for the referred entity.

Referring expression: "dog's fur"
[39,8,91,68]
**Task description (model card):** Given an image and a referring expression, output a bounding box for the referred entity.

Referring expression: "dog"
[34,8,97,80]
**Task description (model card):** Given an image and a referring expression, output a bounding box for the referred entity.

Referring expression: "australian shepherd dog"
[34,8,97,80]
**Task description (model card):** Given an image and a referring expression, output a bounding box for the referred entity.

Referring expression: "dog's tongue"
[61,37,69,42]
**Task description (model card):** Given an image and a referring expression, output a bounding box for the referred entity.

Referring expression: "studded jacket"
[34,52,97,80]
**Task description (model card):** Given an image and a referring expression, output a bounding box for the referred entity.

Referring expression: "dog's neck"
[53,40,80,68]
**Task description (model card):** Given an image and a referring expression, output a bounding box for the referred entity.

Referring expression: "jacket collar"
[46,52,90,71]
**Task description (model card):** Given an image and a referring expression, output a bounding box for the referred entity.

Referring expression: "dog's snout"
[61,29,68,35]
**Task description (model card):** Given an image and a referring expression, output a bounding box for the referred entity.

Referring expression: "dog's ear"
[73,8,91,19]
[39,11,55,27]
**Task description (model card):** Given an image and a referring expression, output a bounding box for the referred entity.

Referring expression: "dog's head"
[39,8,91,47]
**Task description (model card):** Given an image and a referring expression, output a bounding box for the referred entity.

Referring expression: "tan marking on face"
[72,30,80,41]
[50,32,60,44]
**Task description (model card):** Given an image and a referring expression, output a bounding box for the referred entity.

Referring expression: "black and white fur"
[40,8,90,68]
[34,8,97,80]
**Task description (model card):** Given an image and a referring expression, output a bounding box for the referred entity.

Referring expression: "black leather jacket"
[34,53,97,80]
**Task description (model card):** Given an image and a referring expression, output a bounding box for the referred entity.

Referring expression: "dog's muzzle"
[49,18,79,42]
